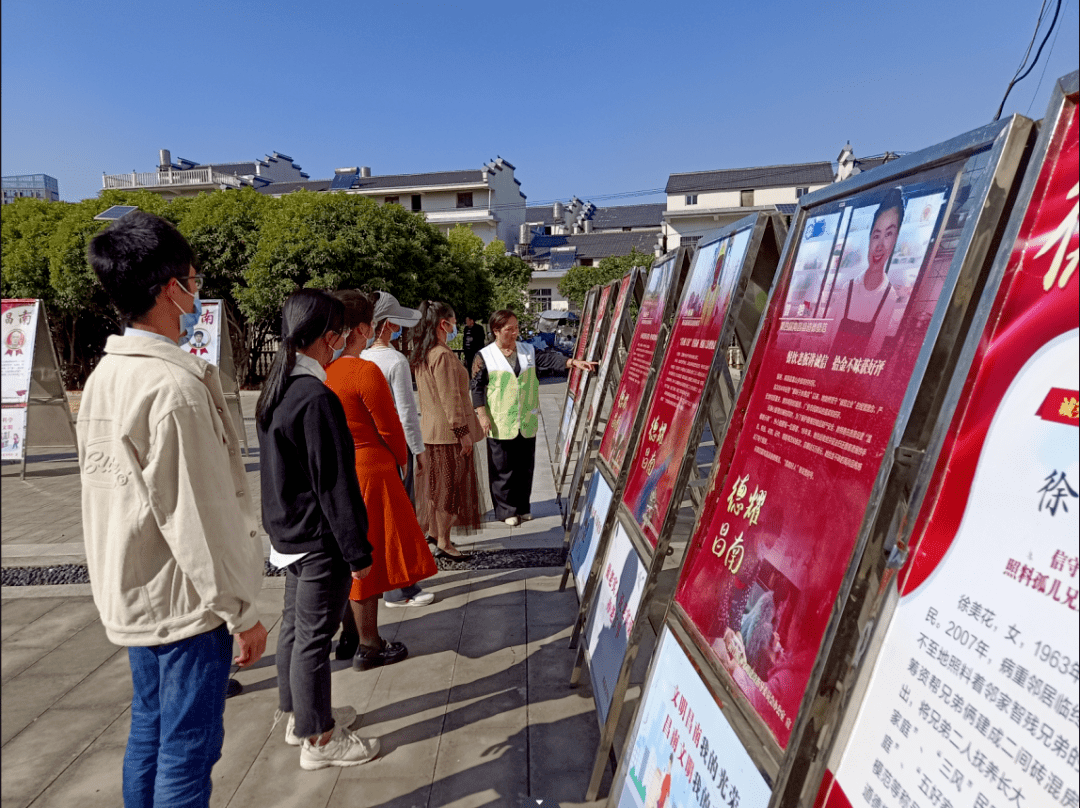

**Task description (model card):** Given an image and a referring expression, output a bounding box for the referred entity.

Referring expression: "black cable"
[995,0,1064,120]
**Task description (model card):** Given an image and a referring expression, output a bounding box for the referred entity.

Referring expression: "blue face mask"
[446,323,458,343]
[173,284,203,347]
[331,345,345,362]
[391,327,402,342]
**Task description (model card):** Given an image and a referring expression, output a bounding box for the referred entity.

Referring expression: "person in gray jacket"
[80,212,267,808]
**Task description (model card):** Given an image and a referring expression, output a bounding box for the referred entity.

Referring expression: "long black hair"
[255,289,345,429]
[408,300,455,371]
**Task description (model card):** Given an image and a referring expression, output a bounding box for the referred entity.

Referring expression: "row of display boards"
[2,299,249,475]
[550,71,1078,806]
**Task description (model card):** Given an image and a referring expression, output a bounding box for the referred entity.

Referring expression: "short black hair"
[87,211,195,322]
[871,188,905,233]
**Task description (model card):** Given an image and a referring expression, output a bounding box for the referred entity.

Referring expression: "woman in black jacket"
[255,289,380,771]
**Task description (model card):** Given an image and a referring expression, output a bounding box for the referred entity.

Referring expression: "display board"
[555,286,601,483]
[663,113,1035,797]
[583,521,648,726]
[575,215,786,800]
[598,251,684,475]
[1,299,77,472]
[620,225,754,547]
[562,250,689,594]
[569,471,615,599]
[562,270,642,535]
[556,281,615,495]
[816,73,1078,808]
[188,300,249,455]
[610,626,772,808]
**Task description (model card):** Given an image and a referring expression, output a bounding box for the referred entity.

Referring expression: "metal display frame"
[639,114,1037,805]
[3,301,78,478]
[557,279,617,498]
[574,214,788,800]
[560,267,646,552]
[560,246,691,595]
[552,285,603,492]
[800,73,1077,808]
[210,302,251,457]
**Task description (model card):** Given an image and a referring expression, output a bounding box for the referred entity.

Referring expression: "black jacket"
[257,375,372,570]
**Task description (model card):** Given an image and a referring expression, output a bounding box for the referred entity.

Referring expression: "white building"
[102,150,310,197]
[663,161,834,249]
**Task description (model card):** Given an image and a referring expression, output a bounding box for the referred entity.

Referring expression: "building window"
[543,226,552,235]
[796,187,809,198]
[384,195,399,205]
[579,259,594,267]
[530,288,552,310]
[685,194,698,205]
[456,192,473,209]
[622,227,632,232]
[740,189,754,207]
[411,194,422,212]
[681,235,702,248]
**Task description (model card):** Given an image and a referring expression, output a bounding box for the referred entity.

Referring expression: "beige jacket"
[415,344,484,445]
[77,334,263,646]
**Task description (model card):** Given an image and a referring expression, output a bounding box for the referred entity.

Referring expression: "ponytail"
[256,289,344,429]
[409,299,455,371]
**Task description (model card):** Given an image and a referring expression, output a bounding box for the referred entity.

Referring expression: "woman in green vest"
[471,310,596,526]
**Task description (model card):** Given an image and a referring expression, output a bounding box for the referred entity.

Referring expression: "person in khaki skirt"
[409,300,484,560]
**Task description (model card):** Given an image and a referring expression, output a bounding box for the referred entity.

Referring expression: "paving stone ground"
[2,384,622,808]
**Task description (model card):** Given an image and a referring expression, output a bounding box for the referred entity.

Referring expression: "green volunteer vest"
[480,341,540,439]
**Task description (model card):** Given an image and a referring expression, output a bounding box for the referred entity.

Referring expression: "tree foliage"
[2,190,513,386]
[557,247,655,309]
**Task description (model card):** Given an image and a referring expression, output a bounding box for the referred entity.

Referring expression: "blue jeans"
[124,623,232,808]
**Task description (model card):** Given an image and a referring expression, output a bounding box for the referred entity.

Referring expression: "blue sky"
[2,0,1076,207]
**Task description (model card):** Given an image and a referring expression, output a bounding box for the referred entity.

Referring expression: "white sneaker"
[384,590,436,608]
[504,516,520,527]
[280,706,358,746]
[300,725,380,770]
[520,513,533,522]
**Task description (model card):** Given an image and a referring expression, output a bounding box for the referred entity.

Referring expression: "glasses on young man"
[178,274,205,292]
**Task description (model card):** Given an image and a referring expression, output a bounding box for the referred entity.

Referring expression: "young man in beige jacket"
[80,212,266,808]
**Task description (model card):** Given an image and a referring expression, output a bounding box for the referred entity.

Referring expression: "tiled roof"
[255,180,333,195]
[588,203,665,230]
[197,162,258,176]
[350,170,485,191]
[525,205,560,225]
[666,162,834,194]
[528,231,659,262]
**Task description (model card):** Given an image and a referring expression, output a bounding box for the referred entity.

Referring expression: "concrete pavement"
[2,384,614,808]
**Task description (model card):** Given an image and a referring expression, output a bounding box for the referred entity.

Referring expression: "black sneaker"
[353,639,408,671]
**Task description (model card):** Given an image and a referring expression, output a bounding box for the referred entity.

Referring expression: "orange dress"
[325,356,437,600]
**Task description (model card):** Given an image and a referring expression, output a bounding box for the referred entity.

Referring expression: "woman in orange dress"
[325,291,437,671]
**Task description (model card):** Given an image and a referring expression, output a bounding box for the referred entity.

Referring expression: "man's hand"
[234,621,268,667]
[351,566,373,581]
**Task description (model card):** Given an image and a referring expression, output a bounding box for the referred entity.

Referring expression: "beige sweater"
[77,334,263,646]
[414,344,484,445]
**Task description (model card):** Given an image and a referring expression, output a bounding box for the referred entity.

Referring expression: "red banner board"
[599,255,679,471]
[675,152,993,746]
[823,97,1078,808]
[621,229,752,547]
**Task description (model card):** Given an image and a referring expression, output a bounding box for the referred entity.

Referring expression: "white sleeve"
[388,360,426,455]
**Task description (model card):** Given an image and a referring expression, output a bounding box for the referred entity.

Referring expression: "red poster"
[823,100,1078,808]
[567,292,598,403]
[570,284,611,402]
[599,255,678,470]
[621,229,752,547]
[588,273,635,425]
[675,153,992,746]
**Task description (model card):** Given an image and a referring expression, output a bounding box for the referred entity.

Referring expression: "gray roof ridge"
[669,159,832,177]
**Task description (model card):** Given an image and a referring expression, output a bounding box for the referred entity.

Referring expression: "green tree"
[557,247,655,309]
[177,188,268,383]
[1,198,68,300]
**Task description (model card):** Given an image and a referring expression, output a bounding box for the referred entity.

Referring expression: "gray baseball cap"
[373,291,421,327]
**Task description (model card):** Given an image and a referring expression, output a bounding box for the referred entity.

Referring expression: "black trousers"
[487,435,536,520]
[277,550,351,738]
